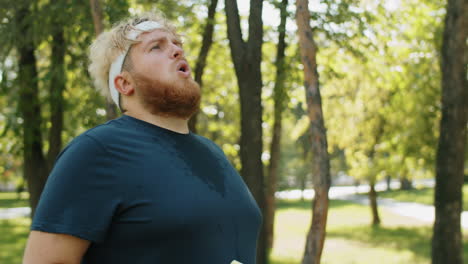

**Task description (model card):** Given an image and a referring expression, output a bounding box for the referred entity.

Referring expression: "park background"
[0,0,466,263]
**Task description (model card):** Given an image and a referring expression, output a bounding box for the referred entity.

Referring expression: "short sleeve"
[31,134,122,243]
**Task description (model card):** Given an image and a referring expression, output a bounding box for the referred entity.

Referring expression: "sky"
[237,0,281,27]
[237,0,401,26]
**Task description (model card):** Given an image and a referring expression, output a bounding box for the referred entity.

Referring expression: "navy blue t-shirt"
[31,115,262,264]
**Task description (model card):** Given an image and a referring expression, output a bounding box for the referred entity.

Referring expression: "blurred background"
[0,0,466,263]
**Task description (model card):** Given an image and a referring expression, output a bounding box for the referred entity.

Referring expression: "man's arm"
[23,230,91,264]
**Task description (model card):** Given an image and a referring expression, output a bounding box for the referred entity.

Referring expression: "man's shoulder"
[61,117,125,152]
[192,133,215,146]
[80,116,130,142]
[192,134,225,155]
[83,121,115,139]
[53,117,132,164]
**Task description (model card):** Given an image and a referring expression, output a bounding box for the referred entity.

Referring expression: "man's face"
[127,29,201,119]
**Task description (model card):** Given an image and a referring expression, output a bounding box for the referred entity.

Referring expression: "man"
[23,12,262,264]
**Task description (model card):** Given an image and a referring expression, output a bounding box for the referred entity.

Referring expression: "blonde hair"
[88,11,179,100]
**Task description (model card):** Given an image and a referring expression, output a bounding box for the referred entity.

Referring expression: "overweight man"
[22,11,262,264]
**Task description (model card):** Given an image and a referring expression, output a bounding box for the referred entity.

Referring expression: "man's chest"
[106,155,260,244]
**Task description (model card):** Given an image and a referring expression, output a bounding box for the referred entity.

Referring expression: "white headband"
[108,21,163,109]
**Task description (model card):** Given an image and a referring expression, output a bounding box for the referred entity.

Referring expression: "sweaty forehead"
[127,29,182,61]
[137,29,180,46]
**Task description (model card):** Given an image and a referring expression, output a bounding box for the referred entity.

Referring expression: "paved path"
[274,179,468,229]
[336,193,468,229]
[275,179,435,200]
[0,207,30,219]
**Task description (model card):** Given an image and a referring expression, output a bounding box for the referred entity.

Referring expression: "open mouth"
[177,62,189,73]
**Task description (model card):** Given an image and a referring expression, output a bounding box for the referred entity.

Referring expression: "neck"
[124,110,190,134]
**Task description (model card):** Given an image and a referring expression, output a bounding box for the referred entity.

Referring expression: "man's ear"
[114,72,135,96]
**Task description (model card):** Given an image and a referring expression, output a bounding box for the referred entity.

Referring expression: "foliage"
[0,0,454,192]
[319,0,445,184]
[0,1,461,263]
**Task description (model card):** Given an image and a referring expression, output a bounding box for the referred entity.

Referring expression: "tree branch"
[246,0,263,63]
[225,0,246,73]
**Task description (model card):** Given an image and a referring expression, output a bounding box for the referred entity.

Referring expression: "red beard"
[132,72,201,119]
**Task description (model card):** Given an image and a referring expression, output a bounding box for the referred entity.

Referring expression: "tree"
[188,0,219,133]
[6,0,100,217]
[224,0,266,263]
[90,0,104,36]
[89,0,118,120]
[366,117,386,226]
[317,0,446,227]
[265,0,288,254]
[15,3,48,218]
[296,0,331,263]
[432,0,467,263]
[47,0,67,170]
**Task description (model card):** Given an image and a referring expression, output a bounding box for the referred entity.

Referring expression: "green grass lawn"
[270,199,468,264]
[0,217,30,264]
[0,192,29,208]
[1,194,467,264]
[378,184,468,211]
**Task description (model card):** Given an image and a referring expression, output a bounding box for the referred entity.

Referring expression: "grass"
[0,217,30,264]
[0,192,31,264]
[1,193,468,264]
[0,192,29,208]
[270,199,468,264]
[378,184,468,211]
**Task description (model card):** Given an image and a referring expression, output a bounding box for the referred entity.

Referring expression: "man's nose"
[171,44,184,59]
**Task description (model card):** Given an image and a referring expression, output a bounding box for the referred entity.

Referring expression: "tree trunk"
[369,181,381,226]
[15,4,48,218]
[225,0,266,263]
[302,187,329,264]
[400,176,413,190]
[89,0,118,120]
[432,0,467,263]
[89,0,104,36]
[385,175,391,191]
[265,0,288,253]
[300,174,307,202]
[47,3,66,169]
[367,118,385,226]
[188,0,218,133]
[296,0,331,263]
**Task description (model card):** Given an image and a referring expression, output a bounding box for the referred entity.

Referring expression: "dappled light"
[0,0,466,263]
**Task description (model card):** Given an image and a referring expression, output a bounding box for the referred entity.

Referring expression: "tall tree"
[188,0,219,133]
[432,0,467,263]
[265,0,288,253]
[47,0,67,169]
[89,0,118,120]
[224,0,266,263]
[90,0,104,36]
[366,117,386,226]
[15,3,48,218]
[296,0,331,263]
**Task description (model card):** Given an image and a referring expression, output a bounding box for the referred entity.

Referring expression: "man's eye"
[151,45,160,50]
